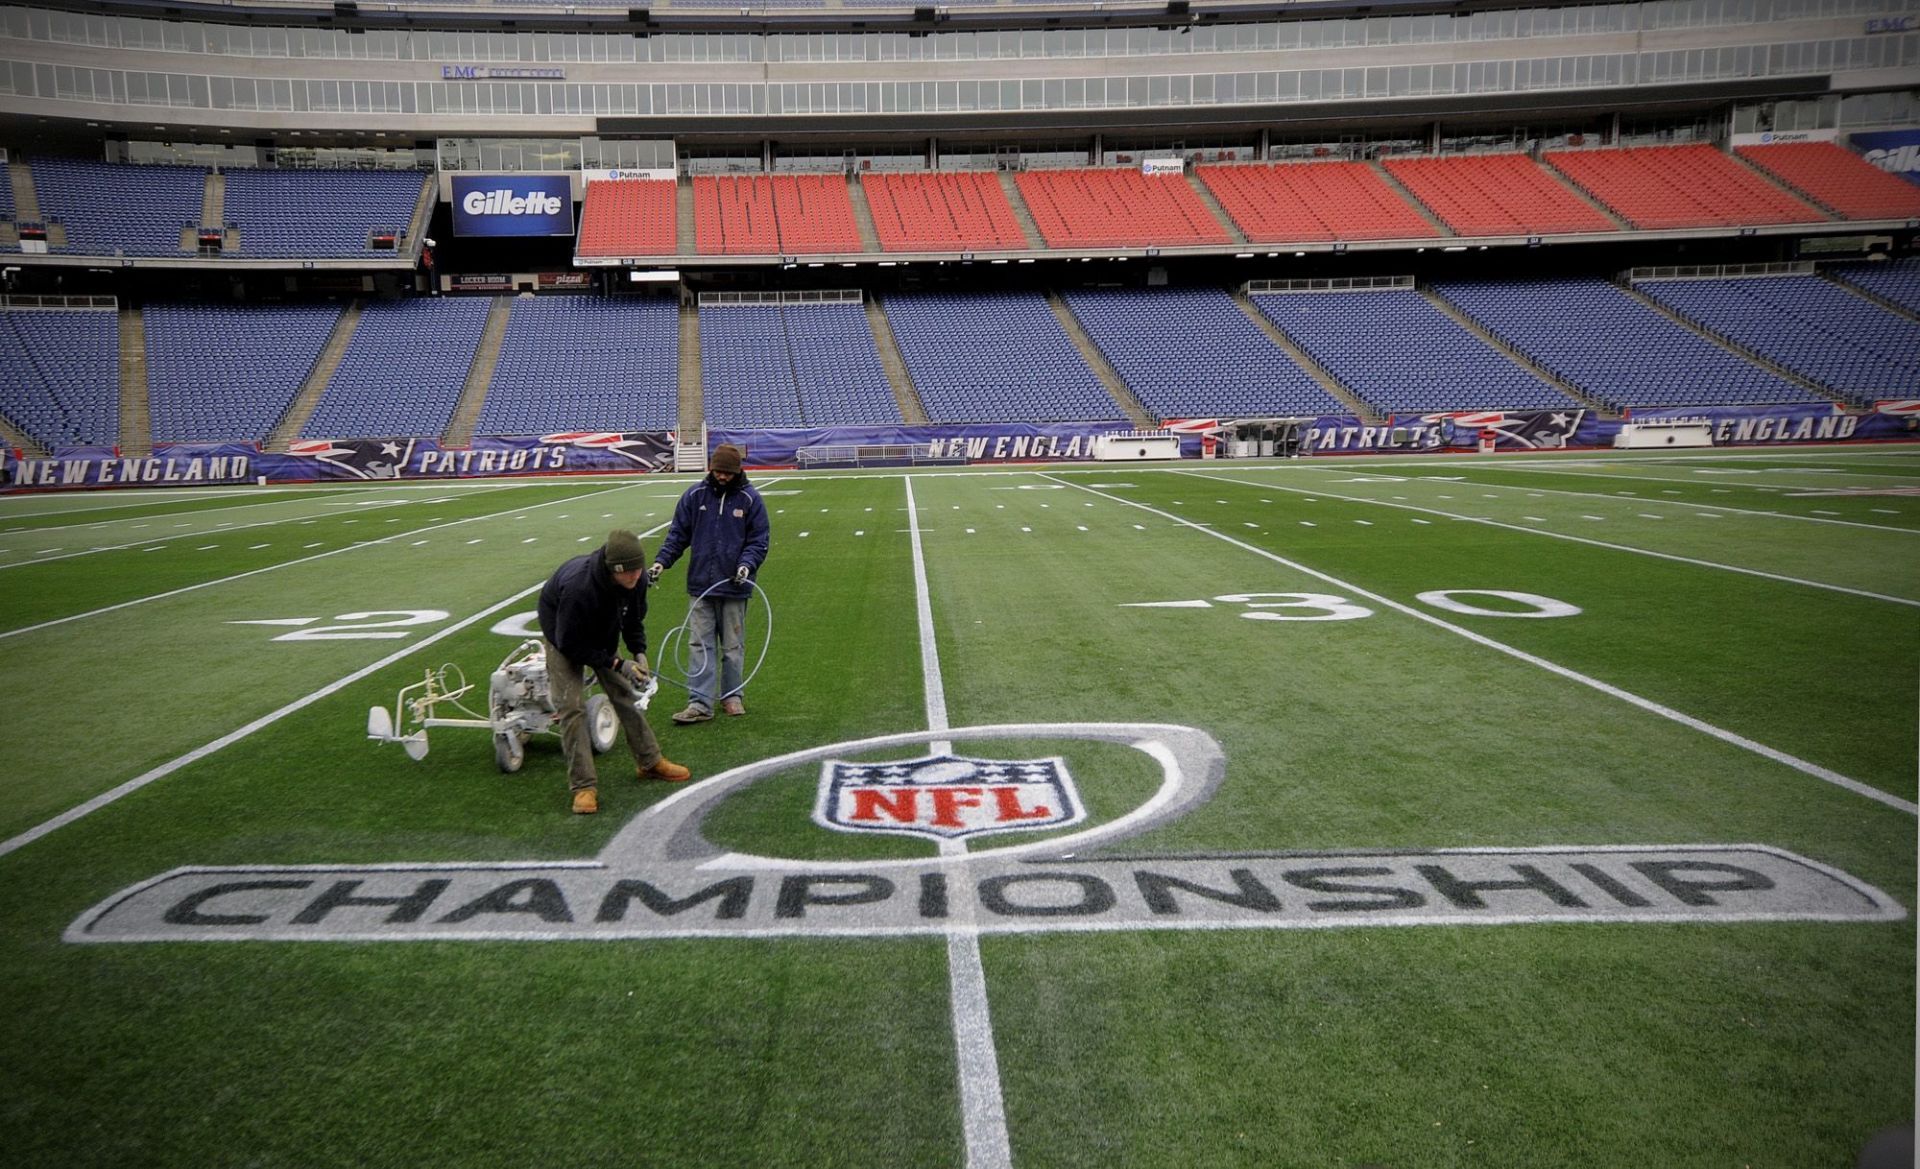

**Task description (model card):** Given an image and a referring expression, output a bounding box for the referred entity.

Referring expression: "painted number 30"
[1215,591,1581,621]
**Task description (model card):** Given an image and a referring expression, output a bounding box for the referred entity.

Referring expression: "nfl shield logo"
[816,754,1085,842]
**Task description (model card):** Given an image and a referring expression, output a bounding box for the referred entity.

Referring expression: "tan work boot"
[721,696,746,717]
[640,757,692,783]
[671,704,713,725]
[571,788,599,815]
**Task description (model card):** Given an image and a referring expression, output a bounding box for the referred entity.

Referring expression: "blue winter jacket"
[537,547,648,671]
[653,471,770,599]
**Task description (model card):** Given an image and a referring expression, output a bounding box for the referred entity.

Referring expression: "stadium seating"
[1380,153,1617,237]
[1197,161,1440,242]
[1251,288,1578,414]
[223,169,426,258]
[0,308,120,448]
[883,292,1122,422]
[862,172,1028,251]
[693,175,862,255]
[1735,142,1920,221]
[1543,144,1826,229]
[1015,168,1231,248]
[146,302,343,443]
[576,179,678,257]
[300,297,491,439]
[32,158,206,257]
[1062,287,1345,420]
[1431,278,1822,411]
[1635,274,1920,404]
[478,296,679,434]
[698,300,900,428]
[771,175,865,253]
[1828,256,1920,315]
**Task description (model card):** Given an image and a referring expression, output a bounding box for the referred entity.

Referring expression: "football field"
[2,446,1915,1168]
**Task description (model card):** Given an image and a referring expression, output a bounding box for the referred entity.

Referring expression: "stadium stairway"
[201,173,223,237]
[675,178,696,255]
[1046,291,1155,428]
[677,294,703,437]
[267,299,364,451]
[1184,172,1248,245]
[9,160,39,222]
[1370,163,1455,237]
[1616,278,1841,405]
[1418,286,1609,414]
[995,172,1046,248]
[1231,290,1382,422]
[443,296,512,448]
[404,175,435,259]
[118,304,151,456]
[865,295,928,424]
[846,177,885,253]
[0,408,44,457]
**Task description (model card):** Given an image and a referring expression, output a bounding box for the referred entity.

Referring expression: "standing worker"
[538,529,691,815]
[649,443,770,724]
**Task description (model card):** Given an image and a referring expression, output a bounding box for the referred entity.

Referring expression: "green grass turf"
[0,450,1913,1168]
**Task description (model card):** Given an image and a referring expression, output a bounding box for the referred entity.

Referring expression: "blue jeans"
[686,595,746,711]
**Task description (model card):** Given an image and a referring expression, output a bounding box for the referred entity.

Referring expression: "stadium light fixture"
[1442,246,1468,252]
[630,269,680,282]
[1235,252,1254,259]
[1292,251,1305,257]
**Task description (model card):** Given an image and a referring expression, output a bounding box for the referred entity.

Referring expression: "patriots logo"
[816,754,1085,842]
[285,438,416,480]
[539,432,675,470]
[1422,410,1586,450]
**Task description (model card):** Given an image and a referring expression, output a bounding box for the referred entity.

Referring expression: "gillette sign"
[450,174,574,237]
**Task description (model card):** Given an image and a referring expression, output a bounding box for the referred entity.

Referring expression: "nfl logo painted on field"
[816,754,1085,842]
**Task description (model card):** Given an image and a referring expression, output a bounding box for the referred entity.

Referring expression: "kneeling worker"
[537,529,690,815]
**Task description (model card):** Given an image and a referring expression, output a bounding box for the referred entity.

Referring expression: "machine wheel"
[586,694,618,754]
[494,732,525,774]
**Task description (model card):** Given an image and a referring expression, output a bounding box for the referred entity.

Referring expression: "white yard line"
[1409,463,1920,507]
[0,487,367,532]
[906,477,1014,1169]
[1172,470,1920,608]
[0,482,525,569]
[1056,475,1917,817]
[0,482,641,642]
[0,583,544,860]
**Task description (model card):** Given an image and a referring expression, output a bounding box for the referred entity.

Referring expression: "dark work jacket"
[537,547,647,671]
[654,471,770,600]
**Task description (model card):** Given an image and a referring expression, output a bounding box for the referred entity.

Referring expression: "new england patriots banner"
[1629,404,1915,445]
[4,443,256,489]
[707,422,1138,465]
[269,433,675,483]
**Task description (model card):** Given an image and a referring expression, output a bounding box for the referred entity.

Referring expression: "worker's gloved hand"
[646,562,663,584]
[617,658,647,688]
[734,565,750,586]
[632,654,651,683]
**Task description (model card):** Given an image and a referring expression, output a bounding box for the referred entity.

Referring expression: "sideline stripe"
[0,482,634,641]
[0,584,542,860]
[1177,469,1920,608]
[1058,475,1918,817]
[907,477,1015,1169]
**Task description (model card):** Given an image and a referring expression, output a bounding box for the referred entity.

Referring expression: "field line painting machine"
[366,638,656,772]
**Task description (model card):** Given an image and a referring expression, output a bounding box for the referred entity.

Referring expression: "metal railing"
[1629,261,1813,282]
[697,289,862,307]
[1247,275,1415,295]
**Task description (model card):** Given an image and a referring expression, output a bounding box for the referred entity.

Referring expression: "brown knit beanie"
[709,444,744,474]
[604,529,646,573]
